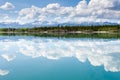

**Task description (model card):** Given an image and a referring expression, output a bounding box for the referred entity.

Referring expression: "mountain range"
[0,21,119,28]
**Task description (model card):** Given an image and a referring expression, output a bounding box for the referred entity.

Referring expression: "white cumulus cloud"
[0,2,15,10]
[17,0,120,24]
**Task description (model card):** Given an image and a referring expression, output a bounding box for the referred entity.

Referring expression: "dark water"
[0,35,120,80]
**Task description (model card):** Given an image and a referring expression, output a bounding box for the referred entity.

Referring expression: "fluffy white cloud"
[17,0,120,24]
[0,38,120,72]
[0,15,17,23]
[3,15,9,20]
[0,69,9,76]
[89,0,120,10]
[0,2,15,10]
[1,54,16,62]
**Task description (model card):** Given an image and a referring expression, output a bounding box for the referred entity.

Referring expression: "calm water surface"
[0,36,120,80]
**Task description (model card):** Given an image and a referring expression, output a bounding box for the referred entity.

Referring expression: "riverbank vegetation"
[0,25,120,34]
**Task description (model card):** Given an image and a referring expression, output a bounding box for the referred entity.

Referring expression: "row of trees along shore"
[0,25,120,33]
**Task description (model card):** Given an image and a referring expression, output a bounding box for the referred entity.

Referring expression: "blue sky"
[0,0,89,13]
[0,0,120,25]
[0,0,90,7]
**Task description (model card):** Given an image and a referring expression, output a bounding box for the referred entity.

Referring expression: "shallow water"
[0,36,120,80]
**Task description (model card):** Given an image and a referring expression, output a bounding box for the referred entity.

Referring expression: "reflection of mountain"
[0,38,120,72]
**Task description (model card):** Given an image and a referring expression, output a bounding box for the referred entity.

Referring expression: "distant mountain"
[0,22,33,28]
[59,22,119,26]
[0,22,22,28]
[0,21,119,28]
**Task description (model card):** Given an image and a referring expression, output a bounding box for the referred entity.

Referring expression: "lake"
[0,34,120,80]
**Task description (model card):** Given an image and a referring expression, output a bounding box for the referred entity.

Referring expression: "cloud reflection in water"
[0,38,120,72]
[0,69,9,76]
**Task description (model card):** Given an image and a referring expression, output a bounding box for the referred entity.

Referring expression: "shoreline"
[0,30,120,34]
[0,25,120,34]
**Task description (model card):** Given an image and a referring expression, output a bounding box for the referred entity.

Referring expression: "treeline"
[0,25,120,33]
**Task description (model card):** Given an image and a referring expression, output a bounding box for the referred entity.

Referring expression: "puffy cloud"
[46,3,60,9]
[3,15,9,20]
[0,15,17,23]
[0,2,15,10]
[0,69,9,76]
[0,38,120,72]
[1,54,16,62]
[88,0,120,10]
[108,0,120,10]
[17,3,73,24]
[88,0,114,9]
[17,6,41,24]
[17,0,120,24]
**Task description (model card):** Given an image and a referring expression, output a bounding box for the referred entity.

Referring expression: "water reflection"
[0,69,9,76]
[2,54,16,62]
[0,36,120,76]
